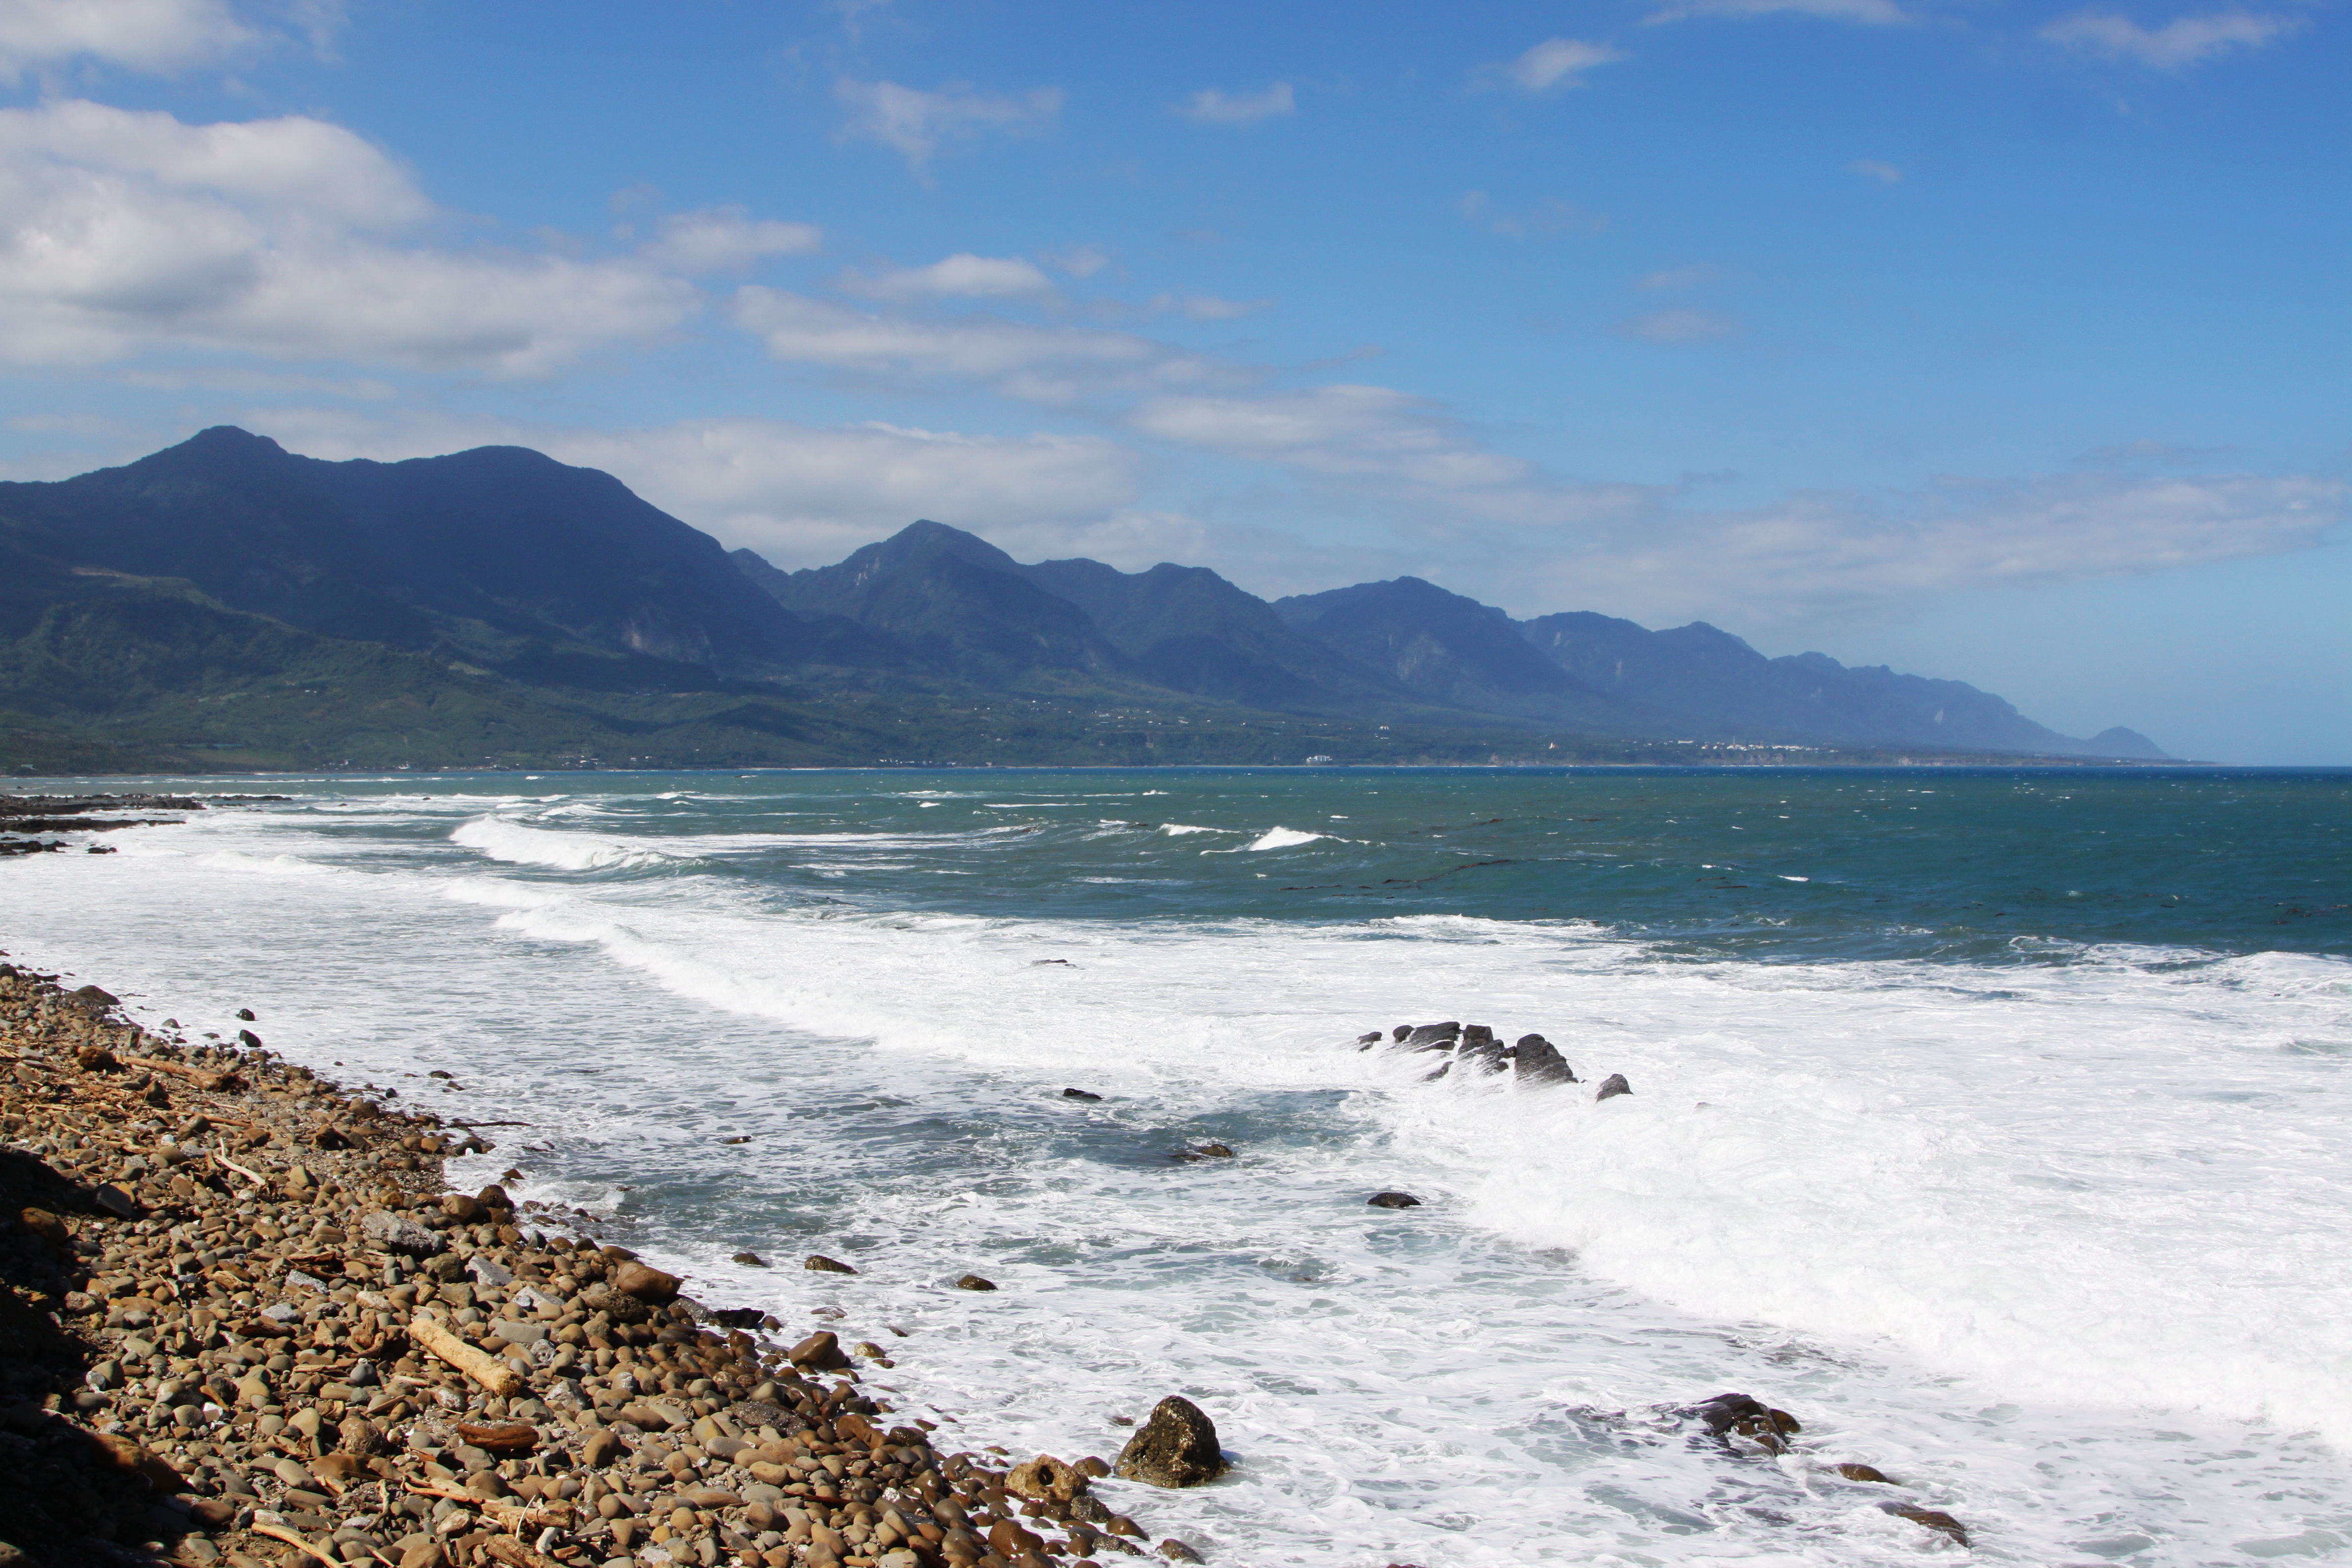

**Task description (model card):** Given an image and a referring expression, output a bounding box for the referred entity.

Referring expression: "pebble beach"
[0,841,1208,1568]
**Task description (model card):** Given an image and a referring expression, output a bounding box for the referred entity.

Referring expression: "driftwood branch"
[409,1313,523,1396]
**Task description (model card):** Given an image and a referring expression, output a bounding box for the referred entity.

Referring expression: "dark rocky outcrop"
[1113,1395,1227,1488]
[1514,1034,1576,1084]
[1595,1073,1633,1101]
[1398,1022,1461,1051]
[1367,1192,1422,1209]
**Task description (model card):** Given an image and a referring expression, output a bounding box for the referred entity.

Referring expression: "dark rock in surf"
[235,1007,256,1021]
[1421,1060,1452,1082]
[804,1254,858,1274]
[1834,1463,1892,1484]
[1882,1505,1969,1547]
[1400,1022,1461,1051]
[1515,1034,1576,1085]
[1063,1087,1103,1101]
[787,1330,852,1371]
[1459,1032,1510,1074]
[1594,1073,1632,1101]
[1113,1396,1227,1488]
[732,1251,767,1267]
[1367,1191,1421,1208]
[954,1273,997,1291]
[1391,1025,1411,1042]
[1681,1393,1802,1452]
[1356,1031,1381,1047]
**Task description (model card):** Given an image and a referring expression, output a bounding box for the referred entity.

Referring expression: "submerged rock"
[955,1272,998,1291]
[1681,1393,1802,1453]
[1063,1087,1104,1101]
[804,1253,859,1274]
[1883,1504,1969,1547]
[1114,1395,1228,1488]
[1367,1191,1421,1209]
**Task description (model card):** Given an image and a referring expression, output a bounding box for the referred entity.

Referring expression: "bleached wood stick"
[409,1313,524,1396]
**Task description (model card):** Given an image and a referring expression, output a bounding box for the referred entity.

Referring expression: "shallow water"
[6,766,2350,1566]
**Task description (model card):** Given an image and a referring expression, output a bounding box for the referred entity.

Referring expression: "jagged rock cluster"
[1362,1022,1632,1100]
[0,962,1205,1568]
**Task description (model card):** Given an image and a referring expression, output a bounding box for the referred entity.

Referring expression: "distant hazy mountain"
[0,429,2168,771]
[1517,607,2166,758]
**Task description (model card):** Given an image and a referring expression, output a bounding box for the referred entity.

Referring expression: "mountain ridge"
[0,428,2168,770]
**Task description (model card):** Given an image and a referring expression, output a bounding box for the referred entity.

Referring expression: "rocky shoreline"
[0,960,1215,1568]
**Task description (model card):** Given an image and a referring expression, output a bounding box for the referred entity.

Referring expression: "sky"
[0,0,2343,761]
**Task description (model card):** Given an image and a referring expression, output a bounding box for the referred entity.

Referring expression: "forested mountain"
[0,429,2166,773]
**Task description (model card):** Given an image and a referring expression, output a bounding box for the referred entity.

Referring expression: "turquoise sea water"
[6,766,2351,1567]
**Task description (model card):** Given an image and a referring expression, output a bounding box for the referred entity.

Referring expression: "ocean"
[6,765,2350,1566]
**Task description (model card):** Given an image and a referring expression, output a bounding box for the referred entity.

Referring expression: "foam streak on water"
[4,768,2350,1567]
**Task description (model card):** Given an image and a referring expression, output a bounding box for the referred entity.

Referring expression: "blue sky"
[0,0,2342,760]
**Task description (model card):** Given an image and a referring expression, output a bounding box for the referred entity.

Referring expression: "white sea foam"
[1246,826,1327,850]
[6,791,2351,1566]
[450,816,677,871]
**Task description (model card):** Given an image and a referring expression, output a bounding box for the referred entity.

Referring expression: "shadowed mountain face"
[740,521,1134,687]
[738,521,1416,708]
[0,427,875,684]
[1008,557,1411,710]
[1272,577,1650,731]
[0,429,2166,765]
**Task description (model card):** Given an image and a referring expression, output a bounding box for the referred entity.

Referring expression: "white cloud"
[838,252,1057,301]
[640,207,821,272]
[1044,245,1110,279]
[1543,472,2344,625]
[833,78,1063,169]
[0,99,695,374]
[1137,386,1473,474]
[240,407,1144,572]
[1493,38,1624,92]
[2040,8,2303,67]
[1619,307,1741,343]
[1849,158,1903,183]
[732,286,1172,397]
[1648,0,1909,25]
[0,0,253,80]
[1175,83,1295,126]
[1143,291,1272,321]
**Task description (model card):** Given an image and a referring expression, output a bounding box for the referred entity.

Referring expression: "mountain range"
[0,428,2164,773]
